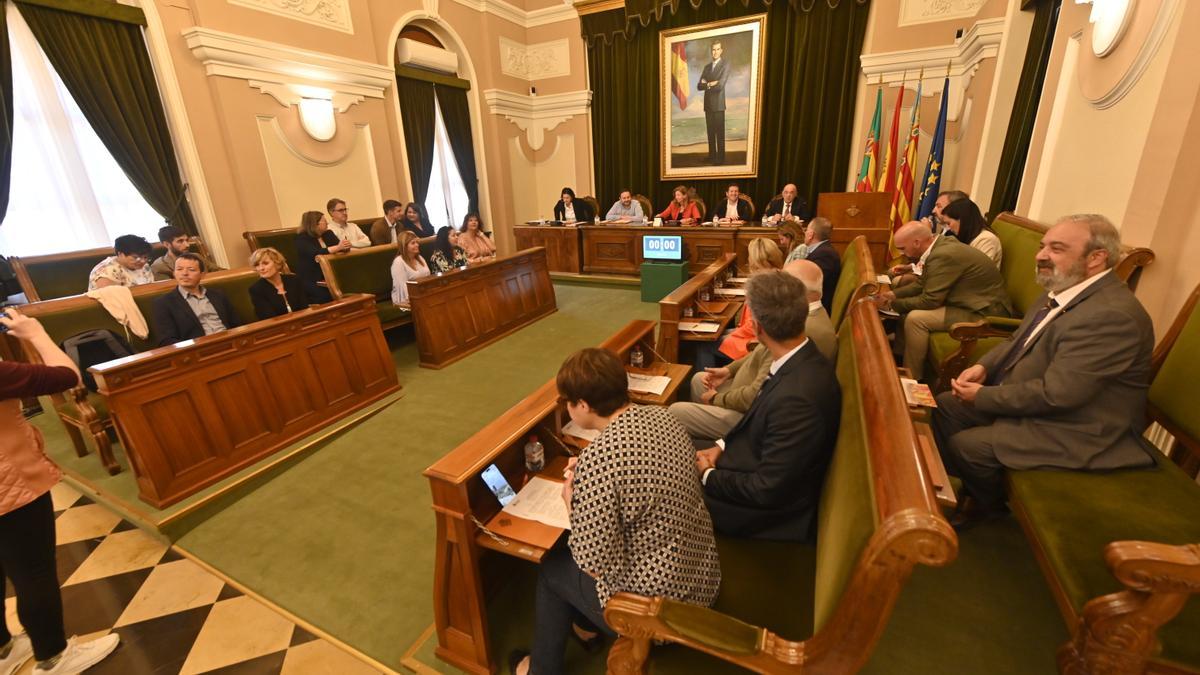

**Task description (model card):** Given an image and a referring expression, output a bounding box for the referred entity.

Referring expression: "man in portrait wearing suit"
[697,41,729,164]
[801,217,841,314]
[152,253,241,347]
[932,214,1156,527]
[764,184,808,223]
[696,271,841,543]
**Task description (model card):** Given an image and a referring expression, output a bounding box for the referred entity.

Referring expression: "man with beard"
[932,214,1156,528]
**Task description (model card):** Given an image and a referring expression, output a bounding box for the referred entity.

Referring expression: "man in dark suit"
[697,41,729,164]
[713,183,753,223]
[933,214,1156,527]
[368,199,405,246]
[697,271,841,542]
[152,253,241,347]
[801,217,840,314]
[763,184,808,223]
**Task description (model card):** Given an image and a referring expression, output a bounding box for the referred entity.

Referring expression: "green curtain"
[396,75,437,204]
[15,1,198,234]
[987,0,1060,221]
[583,0,870,214]
[0,0,13,224]
[434,86,480,216]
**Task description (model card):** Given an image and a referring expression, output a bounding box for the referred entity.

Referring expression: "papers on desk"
[627,372,671,396]
[714,288,746,297]
[562,420,600,442]
[503,477,570,530]
[678,321,721,333]
[876,274,892,284]
[728,276,749,284]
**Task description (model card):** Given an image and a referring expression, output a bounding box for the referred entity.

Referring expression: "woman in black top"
[248,247,310,319]
[552,187,593,223]
[428,226,469,273]
[402,203,436,238]
[293,210,350,304]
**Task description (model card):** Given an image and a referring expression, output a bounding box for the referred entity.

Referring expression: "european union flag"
[916,77,950,221]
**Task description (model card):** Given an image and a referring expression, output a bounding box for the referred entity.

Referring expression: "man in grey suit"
[933,214,1156,527]
[697,41,729,164]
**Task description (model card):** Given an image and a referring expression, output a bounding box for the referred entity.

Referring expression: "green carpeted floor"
[32,282,1068,673]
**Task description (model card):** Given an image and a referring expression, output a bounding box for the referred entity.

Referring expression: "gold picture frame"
[659,15,767,180]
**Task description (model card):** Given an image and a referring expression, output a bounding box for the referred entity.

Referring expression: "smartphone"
[481,463,517,507]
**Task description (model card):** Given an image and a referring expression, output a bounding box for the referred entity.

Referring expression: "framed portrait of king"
[659,15,766,180]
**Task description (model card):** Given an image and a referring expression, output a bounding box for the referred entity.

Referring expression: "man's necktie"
[986,298,1060,385]
[783,202,790,218]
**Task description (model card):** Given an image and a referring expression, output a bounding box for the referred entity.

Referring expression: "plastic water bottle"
[762,213,769,226]
[594,215,600,225]
[653,217,663,227]
[700,286,712,302]
[630,344,645,368]
[683,305,694,318]
[524,435,545,473]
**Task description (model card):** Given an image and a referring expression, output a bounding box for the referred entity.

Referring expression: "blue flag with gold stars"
[916,77,950,221]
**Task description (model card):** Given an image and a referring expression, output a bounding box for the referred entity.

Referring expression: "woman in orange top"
[695,238,784,370]
[656,186,701,225]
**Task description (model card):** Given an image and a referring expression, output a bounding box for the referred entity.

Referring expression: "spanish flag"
[855,87,882,192]
[879,78,905,195]
[671,43,689,110]
[890,78,921,233]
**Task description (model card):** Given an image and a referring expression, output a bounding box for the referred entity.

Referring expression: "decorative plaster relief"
[227,0,353,34]
[484,89,591,151]
[452,0,577,29]
[499,38,570,80]
[899,0,988,28]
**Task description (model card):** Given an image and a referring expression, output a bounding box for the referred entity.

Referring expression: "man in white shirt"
[605,190,645,223]
[326,198,372,248]
[715,183,751,224]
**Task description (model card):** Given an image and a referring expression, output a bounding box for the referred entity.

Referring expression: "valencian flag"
[855,87,882,192]
[916,77,950,220]
[889,77,921,233]
[879,77,905,195]
[671,43,689,110]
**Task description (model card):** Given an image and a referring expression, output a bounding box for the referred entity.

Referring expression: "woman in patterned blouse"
[428,226,469,274]
[511,348,721,675]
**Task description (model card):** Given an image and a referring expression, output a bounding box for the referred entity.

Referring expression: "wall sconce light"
[298,97,336,141]
[1076,0,1136,57]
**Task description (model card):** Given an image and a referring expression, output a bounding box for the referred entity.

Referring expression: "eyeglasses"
[332,208,348,213]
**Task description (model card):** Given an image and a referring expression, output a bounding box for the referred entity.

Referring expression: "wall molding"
[859,17,1004,122]
[499,37,571,80]
[227,0,353,34]
[1085,0,1180,110]
[484,89,591,151]
[452,0,577,29]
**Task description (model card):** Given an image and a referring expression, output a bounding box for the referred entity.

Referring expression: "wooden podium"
[816,191,892,269]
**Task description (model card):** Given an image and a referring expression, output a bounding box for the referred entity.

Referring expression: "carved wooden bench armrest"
[934,317,1022,391]
[1058,541,1200,674]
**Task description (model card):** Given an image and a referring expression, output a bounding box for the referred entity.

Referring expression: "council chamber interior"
[1,0,1199,673]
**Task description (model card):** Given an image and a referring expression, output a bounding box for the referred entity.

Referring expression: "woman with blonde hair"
[391,231,431,307]
[776,221,807,263]
[655,186,701,225]
[294,210,350,303]
[248,247,310,320]
[695,237,784,370]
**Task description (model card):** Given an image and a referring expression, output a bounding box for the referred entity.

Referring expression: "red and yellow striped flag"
[890,78,921,233]
[671,43,689,110]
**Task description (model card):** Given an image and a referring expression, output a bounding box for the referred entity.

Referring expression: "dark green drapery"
[16,1,197,234]
[396,76,437,204]
[987,0,1060,221]
[583,0,870,216]
[0,0,12,224]
[434,86,480,216]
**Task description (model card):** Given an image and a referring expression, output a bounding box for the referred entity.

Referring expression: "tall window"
[0,3,163,257]
[423,99,470,232]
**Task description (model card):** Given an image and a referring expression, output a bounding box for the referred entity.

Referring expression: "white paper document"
[878,307,900,318]
[876,274,892,284]
[503,477,571,530]
[728,276,749,283]
[562,420,600,441]
[627,372,671,396]
[714,288,746,296]
[679,321,721,333]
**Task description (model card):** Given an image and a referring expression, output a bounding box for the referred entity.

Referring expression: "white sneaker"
[33,634,119,675]
[0,634,33,675]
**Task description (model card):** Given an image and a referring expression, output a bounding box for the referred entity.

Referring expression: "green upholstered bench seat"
[375,302,412,328]
[318,244,415,330]
[927,333,1007,369]
[1009,451,1200,666]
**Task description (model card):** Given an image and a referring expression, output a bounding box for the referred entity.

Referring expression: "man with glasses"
[87,234,155,290]
[327,198,372,248]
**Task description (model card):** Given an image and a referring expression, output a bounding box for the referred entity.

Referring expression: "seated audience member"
[876,221,1011,380]
[802,217,840,313]
[552,187,594,223]
[656,186,702,225]
[429,226,468,274]
[785,259,836,359]
[457,213,496,261]
[369,199,405,245]
[402,202,436,238]
[695,237,784,370]
[248,247,309,320]
[510,348,721,675]
[777,221,807,263]
[150,226,222,281]
[605,189,645,223]
[763,183,807,223]
[933,214,1155,528]
[326,198,372,248]
[294,210,351,304]
[390,231,431,307]
[923,189,969,233]
[88,235,155,290]
[696,271,840,542]
[152,253,241,346]
[943,198,1002,267]
[714,183,752,224]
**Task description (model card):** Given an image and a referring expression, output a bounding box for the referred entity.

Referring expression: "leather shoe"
[948,496,1007,531]
[508,649,530,675]
[570,624,605,653]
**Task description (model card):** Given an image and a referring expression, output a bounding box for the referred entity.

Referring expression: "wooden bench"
[1007,282,1200,674]
[828,235,879,333]
[603,299,958,673]
[11,239,216,302]
[244,228,301,274]
[929,212,1156,391]
[656,253,740,364]
[317,244,413,331]
[15,269,261,474]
